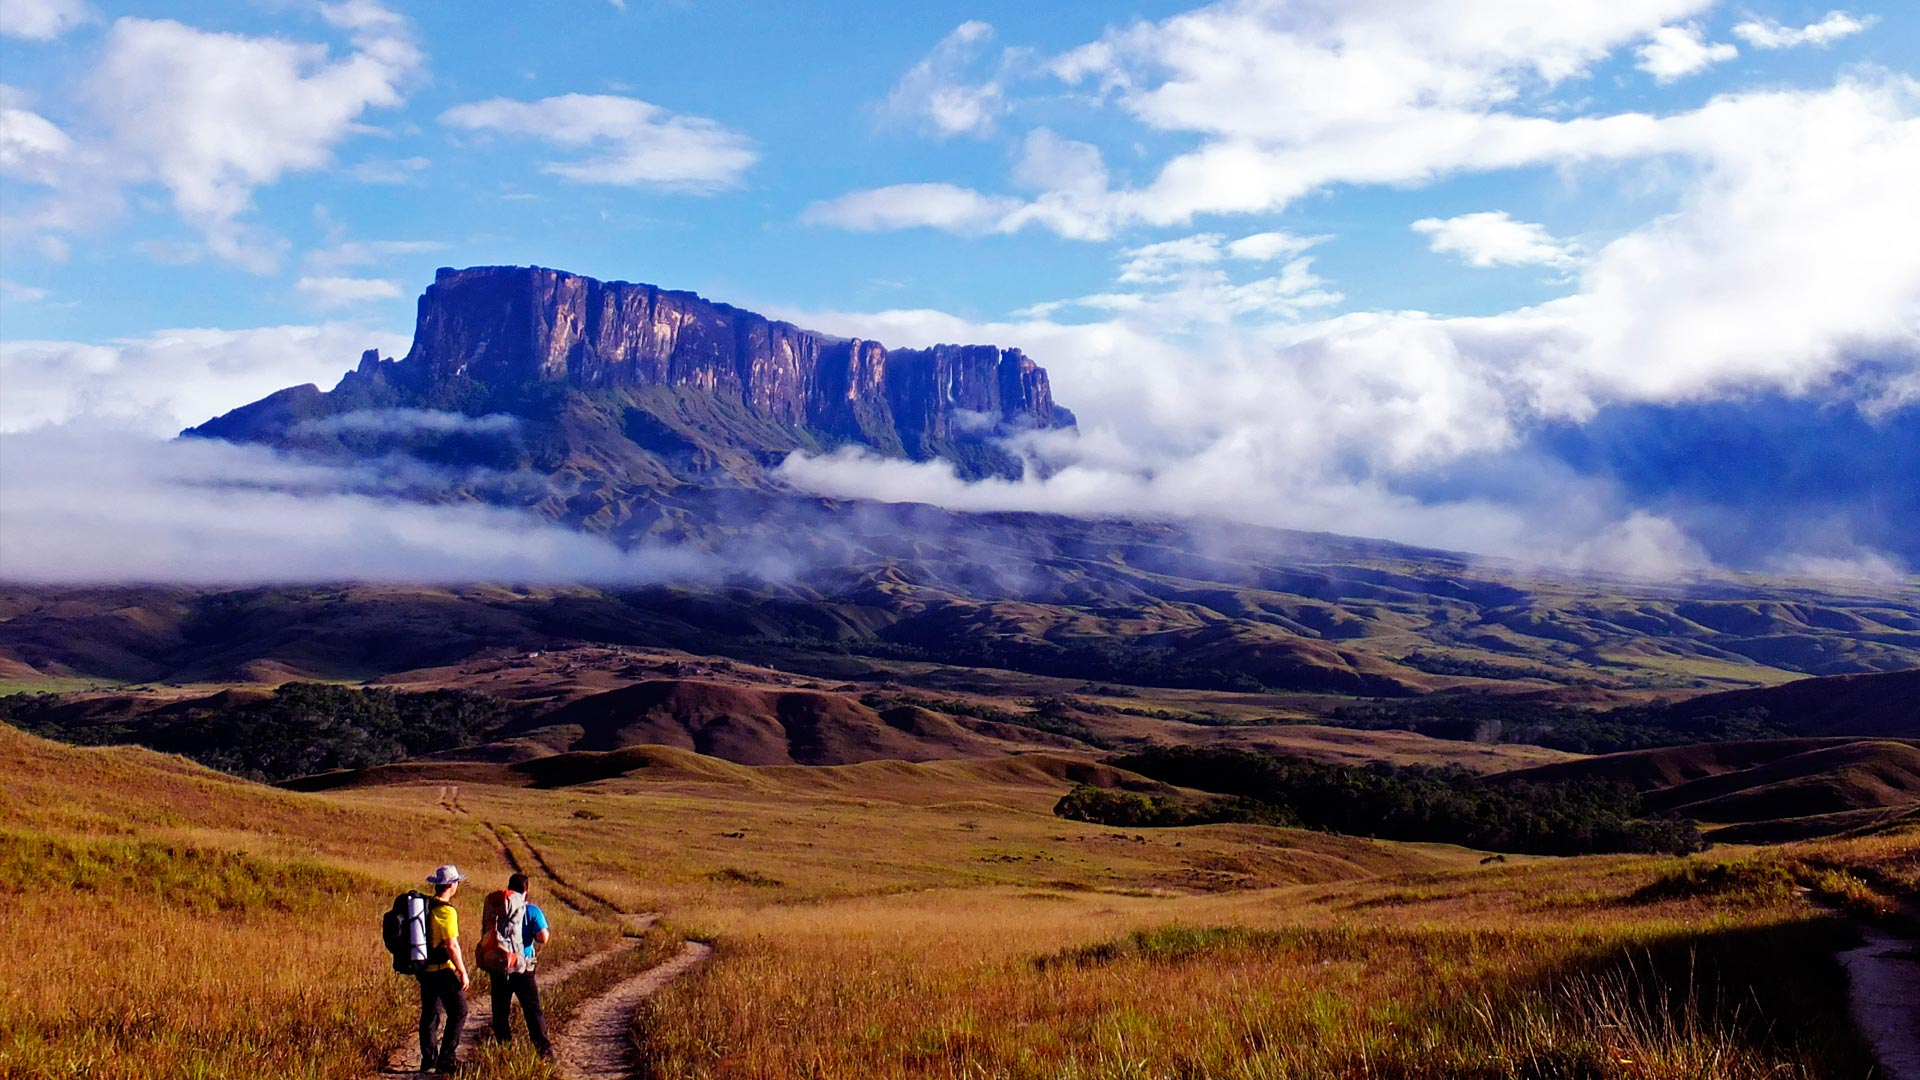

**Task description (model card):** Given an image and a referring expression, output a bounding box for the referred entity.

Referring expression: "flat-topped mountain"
[187,265,1075,500]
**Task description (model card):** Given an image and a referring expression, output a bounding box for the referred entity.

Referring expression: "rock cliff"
[190,266,1074,487]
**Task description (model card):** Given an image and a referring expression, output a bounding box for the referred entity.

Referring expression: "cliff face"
[392,265,1070,455]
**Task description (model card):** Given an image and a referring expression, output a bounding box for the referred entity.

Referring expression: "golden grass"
[632,873,1867,1079]
[2,724,1908,1080]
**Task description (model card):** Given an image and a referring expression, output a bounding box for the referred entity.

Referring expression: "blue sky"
[2,0,1918,579]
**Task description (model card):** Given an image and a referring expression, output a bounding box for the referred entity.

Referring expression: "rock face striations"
[401,266,1070,453]
[191,266,1072,479]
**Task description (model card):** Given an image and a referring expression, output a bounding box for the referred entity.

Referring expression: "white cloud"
[1115,230,1322,284]
[881,20,1012,138]
[66,6,422,271]
[0,323,410,435]
[1635,23,1738,83]
[0,103,71,186]
[0,0,89,40]
[801,183,1022,233]
[1226,231,1322,262]
[295,275,405,309]
[1,279,51,303]
[439,93,756,191]
[1412,211,1579,269]
[769,73,1920,576]
[1020,229,1340,327]
[1525,76,1920,411]
[1733,10,1875,49]
[346,154,430,184]
[814,0,1748,238]
[304,239,446,272]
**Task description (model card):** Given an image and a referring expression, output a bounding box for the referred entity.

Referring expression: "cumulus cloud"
[1733,10,1875,49]
[439,93,756,191]
[0,324,410,435]
[881,21,1014,138]
[0,0,89,40]
[1635,23,1738,83]
[295,275,405,309]
[60,5,424,271]
[1412,212,1579,269]
[817,0,1738,237]
[0,428,714,585]
[1024,230,1340,326]
[0,94,73,186]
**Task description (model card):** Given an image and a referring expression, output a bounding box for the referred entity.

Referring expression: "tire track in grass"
[500,823,624,919]
[553,939,714,1080]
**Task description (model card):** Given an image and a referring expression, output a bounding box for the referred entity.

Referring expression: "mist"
[0,427,715,585]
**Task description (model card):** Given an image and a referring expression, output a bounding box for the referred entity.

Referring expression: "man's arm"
[534,927,551,946]
[447,930,470,989]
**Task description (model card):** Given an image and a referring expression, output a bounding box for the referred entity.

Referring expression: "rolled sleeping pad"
[407,894,428,962]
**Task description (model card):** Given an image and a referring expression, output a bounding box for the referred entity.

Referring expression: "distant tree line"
[1057,746,1705,856]
[1328,695,1788,754]
[1,683,507,782]
[766,633,1409,696]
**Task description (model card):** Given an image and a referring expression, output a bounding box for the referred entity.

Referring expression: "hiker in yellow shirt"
[419,865,471,1074]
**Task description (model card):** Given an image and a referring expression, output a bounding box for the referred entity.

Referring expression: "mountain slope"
[479,678,1084,766]
[1497,736,1920,839]
[1658,668,1920,738]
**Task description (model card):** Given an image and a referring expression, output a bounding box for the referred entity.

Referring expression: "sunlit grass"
[2,722,1912,1080]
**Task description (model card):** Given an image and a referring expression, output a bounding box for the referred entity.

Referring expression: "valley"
[4,265,1917,1079]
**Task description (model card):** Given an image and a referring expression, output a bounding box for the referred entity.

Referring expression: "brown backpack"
[474,888,525,975]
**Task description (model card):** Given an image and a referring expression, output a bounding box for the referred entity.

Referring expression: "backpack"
[474,888,526,976]
[382,892,441,975]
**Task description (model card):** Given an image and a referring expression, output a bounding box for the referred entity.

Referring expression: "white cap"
[425,865,466,887]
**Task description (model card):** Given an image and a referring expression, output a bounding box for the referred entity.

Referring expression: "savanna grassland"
[4,719,1914,1080]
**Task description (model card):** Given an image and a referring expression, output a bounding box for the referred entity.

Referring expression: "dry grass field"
[2,722,1913,1080]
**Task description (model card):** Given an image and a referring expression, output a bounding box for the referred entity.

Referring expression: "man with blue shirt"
[489,872,552,1058]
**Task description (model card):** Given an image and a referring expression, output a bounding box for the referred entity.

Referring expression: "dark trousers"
[416,969,467,1071]
[489,969,551,1056]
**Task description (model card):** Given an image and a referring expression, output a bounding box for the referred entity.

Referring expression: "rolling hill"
[1499,736,1920,840]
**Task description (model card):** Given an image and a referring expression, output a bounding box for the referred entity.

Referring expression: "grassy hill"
[6,717,1906,1080]
[1500,737,1920,841]
[1659,668,1920,738]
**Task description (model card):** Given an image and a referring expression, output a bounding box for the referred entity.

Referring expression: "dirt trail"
[1839,925,1920,1080]
[367,913,661,1077]
[554,940,713,1080]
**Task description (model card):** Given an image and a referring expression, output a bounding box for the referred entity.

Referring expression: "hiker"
[489,872,553,1057]
[418,865,471,1075]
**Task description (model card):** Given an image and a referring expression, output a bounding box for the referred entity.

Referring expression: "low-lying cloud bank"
[0,427,714,584]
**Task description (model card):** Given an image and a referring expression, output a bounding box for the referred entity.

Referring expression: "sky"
[1,0,1917,582]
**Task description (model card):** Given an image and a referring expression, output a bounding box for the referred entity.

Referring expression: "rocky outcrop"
[371,265,1072,456]
[186,265,1078,515]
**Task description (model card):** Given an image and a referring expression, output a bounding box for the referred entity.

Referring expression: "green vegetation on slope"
[1063,745,1706,855]
[1,682,507,781]
[1329,694,1791,754]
